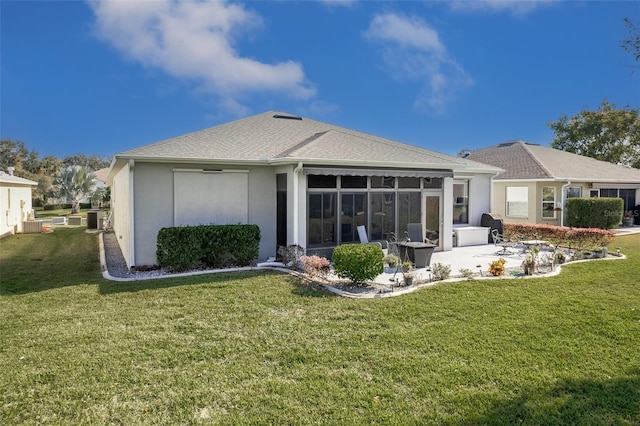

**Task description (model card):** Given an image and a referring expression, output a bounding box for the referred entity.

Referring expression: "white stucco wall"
[247,167,277,257]
[468,174,493,225]
[1,183,34,237]
[110,162,132,267]
[130,162,277,267]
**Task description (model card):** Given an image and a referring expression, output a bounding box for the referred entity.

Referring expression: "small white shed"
[0,169,38,238]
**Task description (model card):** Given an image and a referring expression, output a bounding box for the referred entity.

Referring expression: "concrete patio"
[372,242,529,284]
[371,225,640,285]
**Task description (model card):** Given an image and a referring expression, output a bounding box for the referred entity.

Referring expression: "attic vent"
[273,114,302,120]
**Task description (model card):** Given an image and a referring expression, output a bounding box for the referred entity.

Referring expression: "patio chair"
[357,225,389,255]
[491,229,517,255]
[407,223,438,244]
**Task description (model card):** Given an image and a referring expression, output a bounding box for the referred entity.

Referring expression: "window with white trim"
[506,186,528,217]
[453,181,469,224]
[542,186,556,219]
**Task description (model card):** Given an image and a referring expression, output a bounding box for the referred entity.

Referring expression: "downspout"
[489,170,501,215]
[129,159,135,268]
[293,162,303,244]
[560,180,571,227]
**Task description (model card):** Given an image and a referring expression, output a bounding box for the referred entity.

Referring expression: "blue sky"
[2,0,639,160]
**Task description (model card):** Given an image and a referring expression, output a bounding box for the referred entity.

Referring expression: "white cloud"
[364,13,472,113]
[365,13,445,56]
[449,0,557,15]
[318,0,358,8]
[89,0,316,111]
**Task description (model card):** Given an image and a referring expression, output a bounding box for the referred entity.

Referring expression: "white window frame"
[541,186,556,219]
[453,180,469,224]
[506,186,528,218]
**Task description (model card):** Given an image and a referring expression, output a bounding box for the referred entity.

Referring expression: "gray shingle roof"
[468,140,640,182]
[116,111,498,172]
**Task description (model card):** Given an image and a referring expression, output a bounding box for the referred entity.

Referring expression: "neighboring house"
[92,167,109,207]
[0,168,38,238]
[467,141,640,226]
[107,111,500,269]
[94,167,108,189]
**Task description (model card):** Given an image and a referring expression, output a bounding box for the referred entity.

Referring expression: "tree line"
[0,139,111,208]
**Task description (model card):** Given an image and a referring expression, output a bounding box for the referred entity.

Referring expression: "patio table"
[520,240,547,254]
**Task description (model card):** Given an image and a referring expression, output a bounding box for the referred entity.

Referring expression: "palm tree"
[54,166,96,213]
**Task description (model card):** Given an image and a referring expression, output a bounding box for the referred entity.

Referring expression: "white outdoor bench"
[68,216,83,226]
[51,217,67,225]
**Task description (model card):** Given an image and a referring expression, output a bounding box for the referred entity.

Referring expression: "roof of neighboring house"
[467,140,640,183]
[112,111,499,174]
[93,167,109,183]
[0,171,37,186]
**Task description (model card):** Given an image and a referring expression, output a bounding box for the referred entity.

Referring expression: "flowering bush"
[488,258,506,276]
[299,255,331,278]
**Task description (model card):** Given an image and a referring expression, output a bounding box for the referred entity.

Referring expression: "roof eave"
[109,153,502,176]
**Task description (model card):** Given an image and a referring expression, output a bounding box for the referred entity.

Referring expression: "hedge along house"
[107,111,500,269]
[467,141,640,227]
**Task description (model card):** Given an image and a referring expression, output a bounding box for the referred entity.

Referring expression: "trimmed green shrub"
[565,197,623,229]
[331,244,384,285]
[156,224,260,271]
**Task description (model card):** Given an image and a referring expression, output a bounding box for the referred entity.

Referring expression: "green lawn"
[1,228,639,425]
[33,207,108,220]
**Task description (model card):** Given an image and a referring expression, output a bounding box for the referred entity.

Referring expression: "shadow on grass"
[0,228,104,295]
[289,276,335,298]
[98,269,278,294]
[97,269,332,298]
[467,369,640,425]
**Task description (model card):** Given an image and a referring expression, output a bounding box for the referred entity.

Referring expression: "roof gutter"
[111,154,501,175]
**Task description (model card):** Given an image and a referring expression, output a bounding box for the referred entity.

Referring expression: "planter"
[622,217,634,227]
[403,276,413,286]
[590,247,608,258]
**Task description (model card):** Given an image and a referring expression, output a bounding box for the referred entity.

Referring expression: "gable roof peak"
[497,140,540,148]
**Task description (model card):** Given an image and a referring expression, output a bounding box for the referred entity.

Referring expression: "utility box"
[87,210,100,229]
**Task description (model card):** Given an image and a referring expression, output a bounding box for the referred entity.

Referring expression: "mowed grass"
[1,229,639,425]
